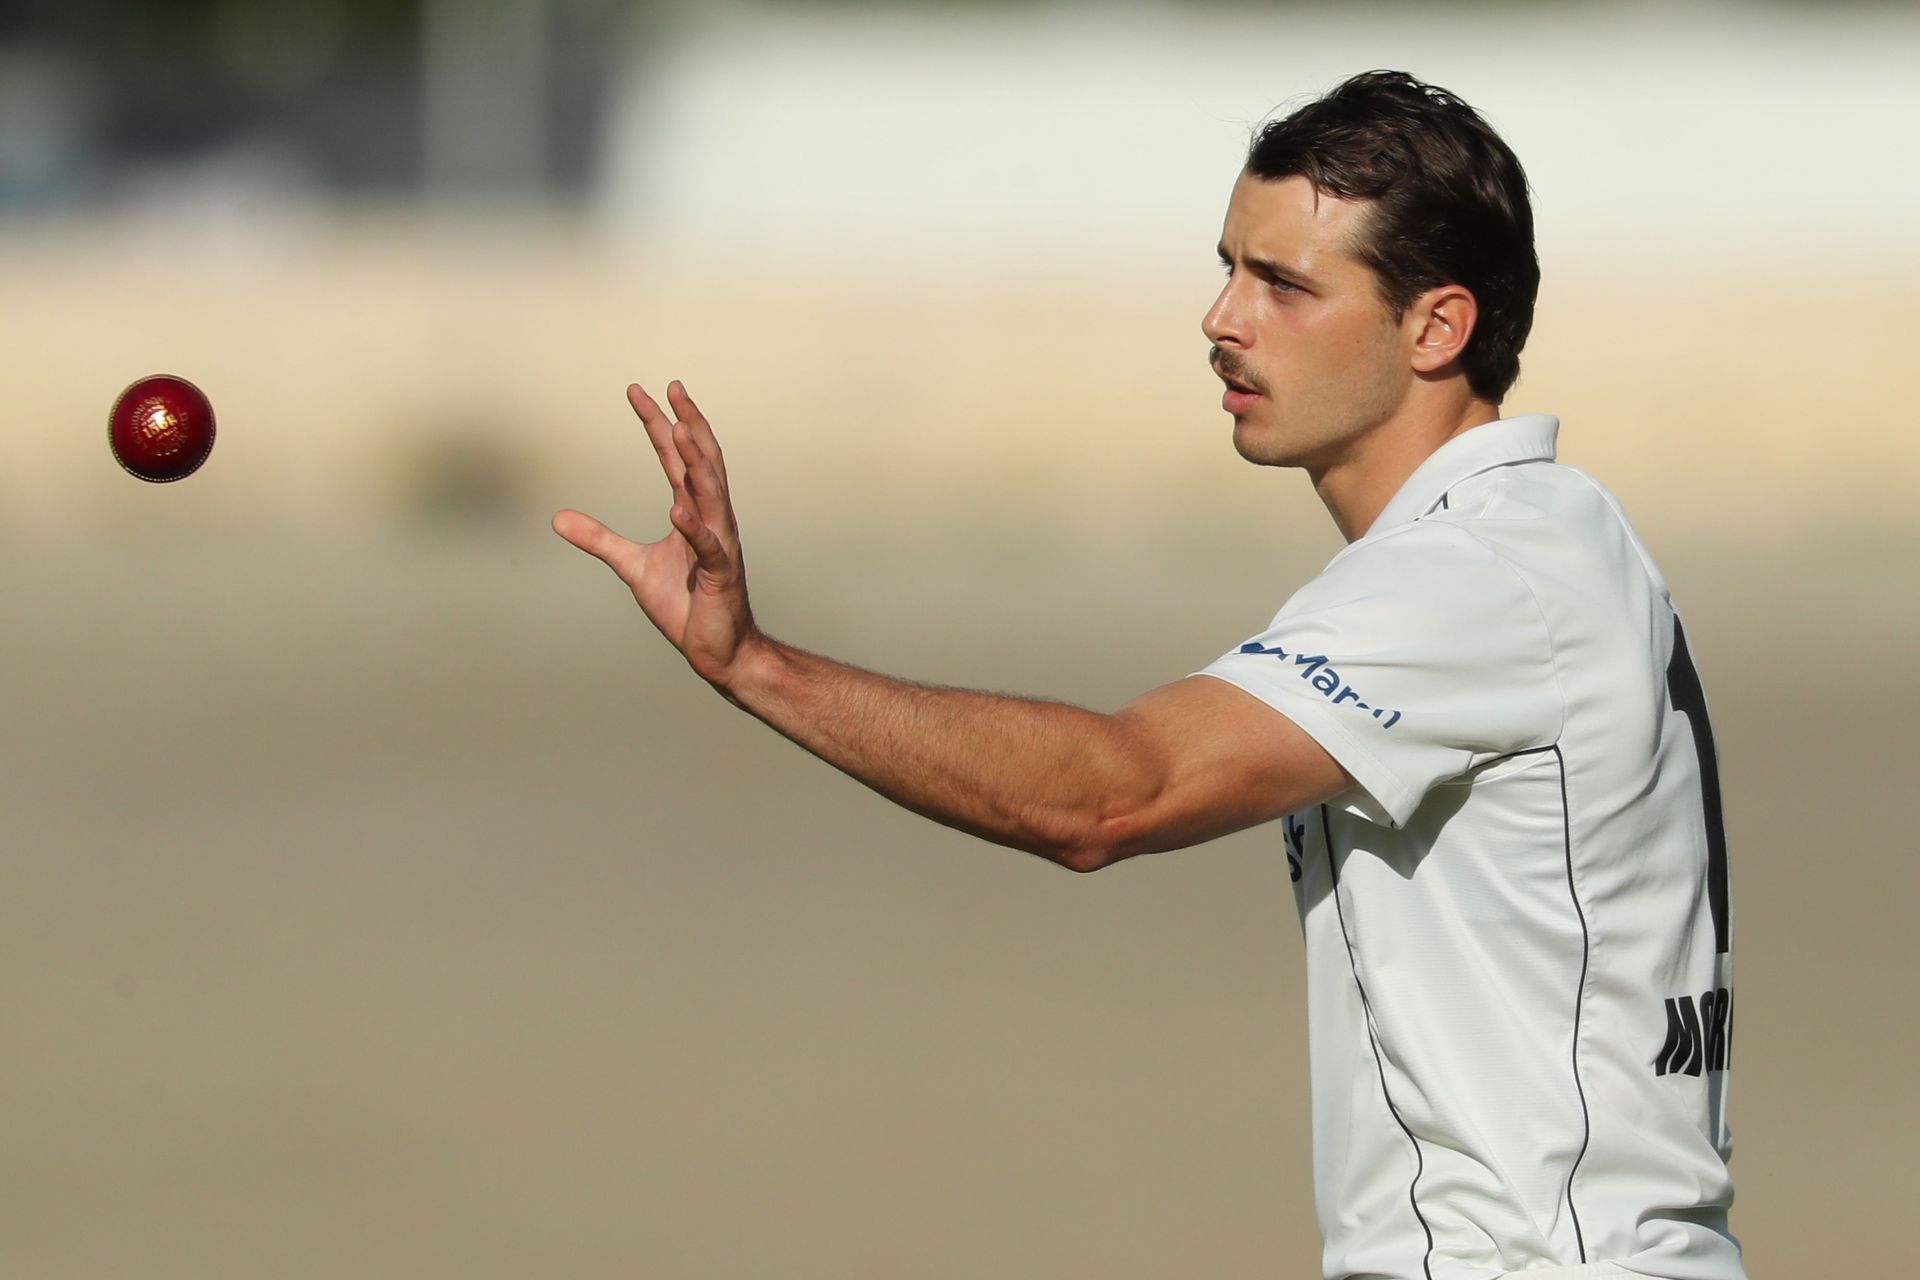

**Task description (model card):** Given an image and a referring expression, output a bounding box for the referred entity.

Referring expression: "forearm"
[713,633,1159,871]
[560,381,1336,873]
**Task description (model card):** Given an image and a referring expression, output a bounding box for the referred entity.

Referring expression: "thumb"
[553,509,641,580]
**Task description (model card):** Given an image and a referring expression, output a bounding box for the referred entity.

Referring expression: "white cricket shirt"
[1197,415,1741,1280]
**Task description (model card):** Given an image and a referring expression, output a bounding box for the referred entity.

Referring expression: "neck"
[1312,395,1501,542]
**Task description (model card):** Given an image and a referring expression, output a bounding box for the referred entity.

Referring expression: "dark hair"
[1246,70,1538,403]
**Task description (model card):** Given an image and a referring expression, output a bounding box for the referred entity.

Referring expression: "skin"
[1207,171,1498,540]
[552,171,1502,873]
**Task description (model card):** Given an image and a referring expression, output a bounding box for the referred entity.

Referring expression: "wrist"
[712,628,784,705]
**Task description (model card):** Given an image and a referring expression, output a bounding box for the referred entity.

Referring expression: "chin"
[1231,416,1303,468]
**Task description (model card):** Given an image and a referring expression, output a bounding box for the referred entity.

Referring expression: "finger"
[667,380,727,485]
[668,501,734,582]
[552,508,645,579]
[627,383,687,491]
[673,422,735,536]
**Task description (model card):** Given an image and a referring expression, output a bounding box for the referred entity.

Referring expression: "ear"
[1407,283,1479,376]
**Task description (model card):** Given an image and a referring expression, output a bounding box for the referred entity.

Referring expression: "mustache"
[1210,347,1266,394]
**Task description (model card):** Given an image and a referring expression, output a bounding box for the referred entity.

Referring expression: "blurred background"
[2,1,1914,1275]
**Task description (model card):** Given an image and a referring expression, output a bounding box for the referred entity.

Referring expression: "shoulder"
[1436,457,1643,550]
[1299,514,1537,614]
[1434,459,1673,612]
[1270,513,1560,702]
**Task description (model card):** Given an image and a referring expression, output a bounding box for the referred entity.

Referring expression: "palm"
[553,381,754,682]
[645,524,693,610]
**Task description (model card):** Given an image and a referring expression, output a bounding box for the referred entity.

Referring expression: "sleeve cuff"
[1190,668,1419,828]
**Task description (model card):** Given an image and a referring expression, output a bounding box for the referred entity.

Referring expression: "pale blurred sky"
[598,3,1920,272]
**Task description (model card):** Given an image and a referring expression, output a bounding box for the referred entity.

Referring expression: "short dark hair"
[1246,70,1538,403]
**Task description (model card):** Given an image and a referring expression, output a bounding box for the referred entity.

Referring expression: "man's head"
[1204,71,1538,471]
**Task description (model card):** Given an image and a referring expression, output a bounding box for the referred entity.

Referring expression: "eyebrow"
[1217,243,1319,290]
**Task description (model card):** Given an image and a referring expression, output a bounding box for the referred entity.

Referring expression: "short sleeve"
[1194,522,1561,828]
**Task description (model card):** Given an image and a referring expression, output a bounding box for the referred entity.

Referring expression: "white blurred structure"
[597,4,1920,272]
[5,3,1917,544]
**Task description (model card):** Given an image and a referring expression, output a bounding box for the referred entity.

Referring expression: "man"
[554,71,1742,1280]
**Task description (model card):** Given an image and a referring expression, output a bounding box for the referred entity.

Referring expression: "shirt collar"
[1367,413,1560,535]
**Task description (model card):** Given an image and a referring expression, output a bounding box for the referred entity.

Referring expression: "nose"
[1202,280,1248,349]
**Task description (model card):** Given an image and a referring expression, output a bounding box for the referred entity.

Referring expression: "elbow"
[1045,722,1172,875]
[1028,773,1166,875]
[1035,815,1113,873]
[1057,844,1112,875]
[1024,812,1120,874]
[1054,808,1151,875]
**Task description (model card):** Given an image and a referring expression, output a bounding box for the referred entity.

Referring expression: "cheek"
[1260,308,1404,416]
[1255,306,1345,385]
[1322,300,1391,352]
[1315,305,1403,382]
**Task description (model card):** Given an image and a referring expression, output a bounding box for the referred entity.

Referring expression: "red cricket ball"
[108,374,216,483]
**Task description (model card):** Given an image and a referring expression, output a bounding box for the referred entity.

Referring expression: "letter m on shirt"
[1654,988,1732,1076]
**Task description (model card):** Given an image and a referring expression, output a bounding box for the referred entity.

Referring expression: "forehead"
[1221,171,1371,276]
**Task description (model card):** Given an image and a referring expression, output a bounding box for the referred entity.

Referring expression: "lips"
[1215,367,1260,397]
[1220,379,1261,415]
[1212,357,1259,397]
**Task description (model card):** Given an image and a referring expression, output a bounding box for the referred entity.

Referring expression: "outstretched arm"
[554,382,1351,872]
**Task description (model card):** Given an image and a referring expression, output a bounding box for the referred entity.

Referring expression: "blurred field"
[5,216,1918,543]
[2,220,1916,1277]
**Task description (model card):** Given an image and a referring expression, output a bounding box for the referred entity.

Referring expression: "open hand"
[553,380,757,685]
